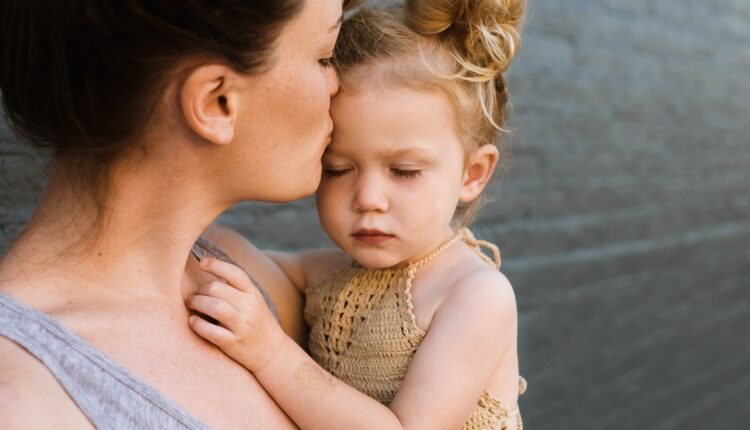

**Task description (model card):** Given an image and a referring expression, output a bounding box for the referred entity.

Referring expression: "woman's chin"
[256,180,319,203]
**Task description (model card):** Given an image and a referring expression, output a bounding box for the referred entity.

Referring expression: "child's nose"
[352,174,388,213]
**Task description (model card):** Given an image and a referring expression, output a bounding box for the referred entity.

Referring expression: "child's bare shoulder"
[435,260,517,335]
[427,264,517,358]
[450,265,516,313]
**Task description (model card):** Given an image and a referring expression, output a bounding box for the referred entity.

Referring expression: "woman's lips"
[352,229,394,245]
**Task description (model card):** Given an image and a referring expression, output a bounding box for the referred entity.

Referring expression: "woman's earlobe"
[459,145,500,202]
[180,65,239,145]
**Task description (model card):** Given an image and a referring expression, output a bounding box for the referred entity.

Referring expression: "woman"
[0,0,353,428]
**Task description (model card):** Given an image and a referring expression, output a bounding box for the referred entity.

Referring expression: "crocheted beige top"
[304,229,527,430]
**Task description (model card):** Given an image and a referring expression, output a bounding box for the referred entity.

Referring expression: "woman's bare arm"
[0,337,95,429]
[265,249,352,293]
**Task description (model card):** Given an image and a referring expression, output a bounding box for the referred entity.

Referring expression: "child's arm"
[265,249,352,292]
[187,258,517,430]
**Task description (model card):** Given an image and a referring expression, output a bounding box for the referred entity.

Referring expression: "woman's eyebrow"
[328,14,343,33]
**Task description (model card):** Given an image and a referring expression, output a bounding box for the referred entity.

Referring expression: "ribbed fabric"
[305,229,526,429]
[0,292,210,429]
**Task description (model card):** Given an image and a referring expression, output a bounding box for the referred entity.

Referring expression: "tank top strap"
[0,292,210,429]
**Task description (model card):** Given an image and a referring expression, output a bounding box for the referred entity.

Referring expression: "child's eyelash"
[323,168,421,179]
[391,169,422,179]
[319,57,334,68]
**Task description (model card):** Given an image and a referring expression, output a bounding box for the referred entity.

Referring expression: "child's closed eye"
[390,168,422,179]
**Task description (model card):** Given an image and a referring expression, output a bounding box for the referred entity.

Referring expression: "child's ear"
[458,144,499,203]
[179,64,242,145]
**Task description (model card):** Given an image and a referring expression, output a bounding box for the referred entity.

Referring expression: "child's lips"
[352,229,395,245]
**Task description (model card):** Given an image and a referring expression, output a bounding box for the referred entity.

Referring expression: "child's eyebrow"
[382,147,435,161]
[323,146,435,162]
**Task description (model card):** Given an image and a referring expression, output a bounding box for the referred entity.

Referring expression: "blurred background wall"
[1,0,748,428]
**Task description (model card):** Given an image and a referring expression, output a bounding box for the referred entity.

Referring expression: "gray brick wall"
[2,1,749,428]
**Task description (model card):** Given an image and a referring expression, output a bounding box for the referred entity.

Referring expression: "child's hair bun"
[404,0,525,132]
[406,0,525,81]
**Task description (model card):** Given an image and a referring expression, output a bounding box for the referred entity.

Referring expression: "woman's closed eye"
[319,57,334,68]
[323,168,351,178]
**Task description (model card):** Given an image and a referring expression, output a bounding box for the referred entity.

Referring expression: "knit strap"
[408,229,502,271]
[459,228,502,269]
[409,233,463,270]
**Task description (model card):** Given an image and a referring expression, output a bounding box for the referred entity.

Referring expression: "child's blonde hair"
[334,0,526,226]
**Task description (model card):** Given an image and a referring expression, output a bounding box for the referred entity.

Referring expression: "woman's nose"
[352,174,388,213]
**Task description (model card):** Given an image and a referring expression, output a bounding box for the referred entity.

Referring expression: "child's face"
[316,86,467,269]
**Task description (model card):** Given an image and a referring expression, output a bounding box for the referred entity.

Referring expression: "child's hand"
[187,257,286,372]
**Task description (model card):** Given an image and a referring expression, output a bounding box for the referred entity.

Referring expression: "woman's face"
[230,0,343,203]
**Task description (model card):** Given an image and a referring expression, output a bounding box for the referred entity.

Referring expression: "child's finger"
[188,315,234,348]
[198,258,255,293]
[197,280,254,310]
[187,294,240,330]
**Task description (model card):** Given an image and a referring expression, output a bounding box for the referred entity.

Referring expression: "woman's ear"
[458,144,499,203]
[179,64,242,145]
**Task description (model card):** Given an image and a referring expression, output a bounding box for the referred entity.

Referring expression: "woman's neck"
[0,157,227,307]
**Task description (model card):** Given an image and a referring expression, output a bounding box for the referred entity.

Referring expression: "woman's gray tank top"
[0,237,279,429]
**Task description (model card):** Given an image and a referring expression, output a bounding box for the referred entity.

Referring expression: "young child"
[187,1,526,429]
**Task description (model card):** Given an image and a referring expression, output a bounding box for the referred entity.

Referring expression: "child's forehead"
[325,143,436,160]
[328,86,464,161]
[331,84,456,125]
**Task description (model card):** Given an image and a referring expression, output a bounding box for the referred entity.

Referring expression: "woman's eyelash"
[324,168,349,178]
[319,57,334,68]
[391,169,422,179]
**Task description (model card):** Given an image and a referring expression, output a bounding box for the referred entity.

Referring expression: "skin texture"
[0,0,344,428]
[188,86,522,430]
[318,86,488,269]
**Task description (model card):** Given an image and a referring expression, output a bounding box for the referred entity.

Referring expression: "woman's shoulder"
[298,248,353,288]
[0,336,94,429]
[200,223,309,289]
[200,223,265,263]
[199,223,307,343]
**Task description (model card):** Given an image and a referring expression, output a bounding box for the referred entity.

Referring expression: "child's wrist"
[246,324,289,373]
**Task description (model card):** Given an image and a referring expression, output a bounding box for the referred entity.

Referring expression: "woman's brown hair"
[0,0,359,208]
[0,1,309,152]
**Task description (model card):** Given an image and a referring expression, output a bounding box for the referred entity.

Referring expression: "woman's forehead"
[282,0,343,43]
